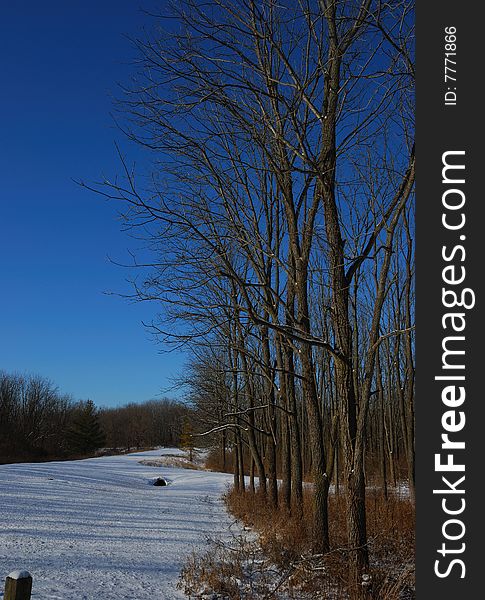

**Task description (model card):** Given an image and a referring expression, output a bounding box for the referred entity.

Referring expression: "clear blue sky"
[0,1,185,407]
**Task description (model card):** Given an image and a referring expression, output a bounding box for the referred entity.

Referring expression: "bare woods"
[89,1,415,597]
[0,371,190,462]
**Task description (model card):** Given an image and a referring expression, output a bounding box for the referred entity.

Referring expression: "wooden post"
[4,571,32,600]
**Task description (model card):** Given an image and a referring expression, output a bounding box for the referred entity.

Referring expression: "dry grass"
[138,449,207,470]
[179,486,414,599]
[138,455,200,470]
[204,447,236,473]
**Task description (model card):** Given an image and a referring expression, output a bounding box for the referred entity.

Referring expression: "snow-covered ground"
[0,449,234,599]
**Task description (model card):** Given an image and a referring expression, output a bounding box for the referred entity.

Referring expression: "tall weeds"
[179,486,415,599]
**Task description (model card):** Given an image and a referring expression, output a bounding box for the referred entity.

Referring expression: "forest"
[84,1,416,597]
[0,371,190,462]
[2,1,415,598]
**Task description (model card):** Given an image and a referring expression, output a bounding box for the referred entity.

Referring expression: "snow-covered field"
[0,449,234,599]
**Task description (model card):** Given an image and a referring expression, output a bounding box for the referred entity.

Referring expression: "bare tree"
[86,1,415,595]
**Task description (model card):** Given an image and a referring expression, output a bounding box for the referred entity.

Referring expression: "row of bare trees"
[99,399,191,450]
[0,373,109,460]
[0,372,75,461]
[0,371,190,461]
[90,1,415,596]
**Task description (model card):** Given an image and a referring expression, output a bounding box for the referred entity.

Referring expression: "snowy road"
[0,449,234,599]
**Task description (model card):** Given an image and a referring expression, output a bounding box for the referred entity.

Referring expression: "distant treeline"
[0,371,191,463]
[98,400,190,450]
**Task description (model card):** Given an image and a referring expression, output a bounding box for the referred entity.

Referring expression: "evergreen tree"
[67,400,106,455]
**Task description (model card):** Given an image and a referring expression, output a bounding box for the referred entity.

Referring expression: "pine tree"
[67,400,106,455]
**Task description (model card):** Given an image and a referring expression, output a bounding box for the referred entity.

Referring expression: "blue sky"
[0,2,186,407]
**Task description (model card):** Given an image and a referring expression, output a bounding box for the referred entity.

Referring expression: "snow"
[0,449,234,599]
[7,570,31,580]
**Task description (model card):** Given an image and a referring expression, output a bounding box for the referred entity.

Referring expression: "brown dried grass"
[180,484,414,599]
